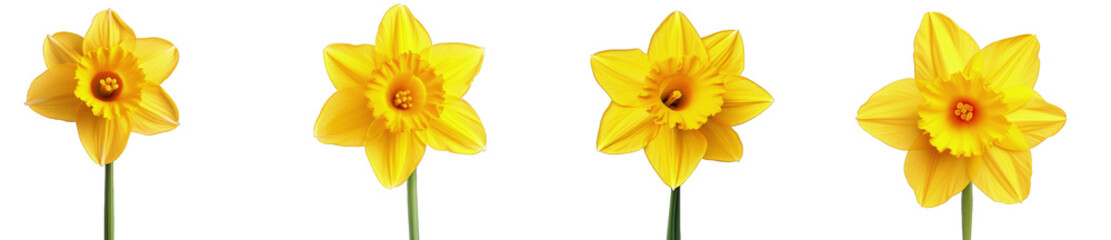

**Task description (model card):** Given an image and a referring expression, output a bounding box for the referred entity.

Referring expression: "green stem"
[667,187,680,240]
[962,183,972,240]
[407,170,419,240]
[105,163,114,240]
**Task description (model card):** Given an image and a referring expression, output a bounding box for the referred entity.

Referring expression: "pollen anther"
[954,102,974,122]
[393,90,414,109]
[663,90,682,108]
[99,78,120,95]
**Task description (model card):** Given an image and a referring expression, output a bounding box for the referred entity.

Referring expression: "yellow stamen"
[663,90,682,107]
[393,90,413,109]
[98,77,120,97]
[954,102,974,122]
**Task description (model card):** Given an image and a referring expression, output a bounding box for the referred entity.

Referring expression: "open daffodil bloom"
[314,6,486,238]
[857,12,1066,208]
[26,9,180,166]
[25,9,180,240]
[314,4,486,189]
[593,11,772,189]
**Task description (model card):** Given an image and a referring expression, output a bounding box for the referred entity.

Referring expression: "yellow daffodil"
[25,9,179,240]
[592,11,772,189]
[314,4,486,189]
[26,9,180,166]
[857,12,1066,208]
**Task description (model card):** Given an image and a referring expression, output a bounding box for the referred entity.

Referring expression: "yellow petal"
[365,129,426,189]
[597,102,659,154]
[994,124,1029,151]
[972,147,1032,204]
[905,135,970,208]
[645,127,707,188]
[375,5,431,57]
[699,118,742,162]
[913,12,979,82]
[428,43,483,98]
[972,34,1040,90]
[1001,85,1033,112]
[26,64,81,122]
[716,75,772,126]
[701,30,744,75]
[314,89,374,147]
[417,98,486,154]
[323,43,375,91]
[591,49,651,107]
[1006,91,1065,148]
[857,79,924,150]
[648,11,707,64]
[83,9,135,51]
[76,107,131,166]
[130,38,179,84]
[129,85,178,135]
[43,32,83,68]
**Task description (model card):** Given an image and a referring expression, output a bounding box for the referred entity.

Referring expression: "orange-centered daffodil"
[857,12,1066,207]
[26,9,181,166]
[314,5,486,188]
[593,11,773,188]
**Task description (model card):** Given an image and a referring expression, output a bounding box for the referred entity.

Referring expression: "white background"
[1,0,1107,239]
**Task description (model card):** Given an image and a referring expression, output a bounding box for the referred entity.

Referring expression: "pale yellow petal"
[597,102,659,154]
[130,38,178,84]
[913,12,979,82]
[323,43,375,90]
[591,49,651,107]
[648,11,707,64]
[645,127,707,188]
[365,129,426,189]
[973,34,1040,90]
[417,98,486,154]
[26,64,80,122]
[972,147,1032,204]
[83,9,135,51]
[716,75,772,126]
[76,107,131,165]
[857,78,925,150]
[314,90,373,147]
[1006,92,1065,148]
[43,32,83,68]
[428,43,483,98]
[905,135,970,208]
[701,30,744,75]
[130,85,178,135]
[699,118,742,162]
[375,5,431,57]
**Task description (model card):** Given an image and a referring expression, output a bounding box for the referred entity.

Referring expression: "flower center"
[662,90,683,109]
[642,56,725,130]
[393,90,414,109]
[91,72,122,101]
[365,52,447,132]
[953,101,974,122]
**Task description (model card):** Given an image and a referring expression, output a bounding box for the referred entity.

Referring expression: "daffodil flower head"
[314,5,487,189]
[592,11,773,188]
[857,12,1065,207]
[26,9,181,166]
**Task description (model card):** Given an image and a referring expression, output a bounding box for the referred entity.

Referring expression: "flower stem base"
[105,163,114,240]
[962,183,972,240]
[667,187,680,240]
[407,170,419,240]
